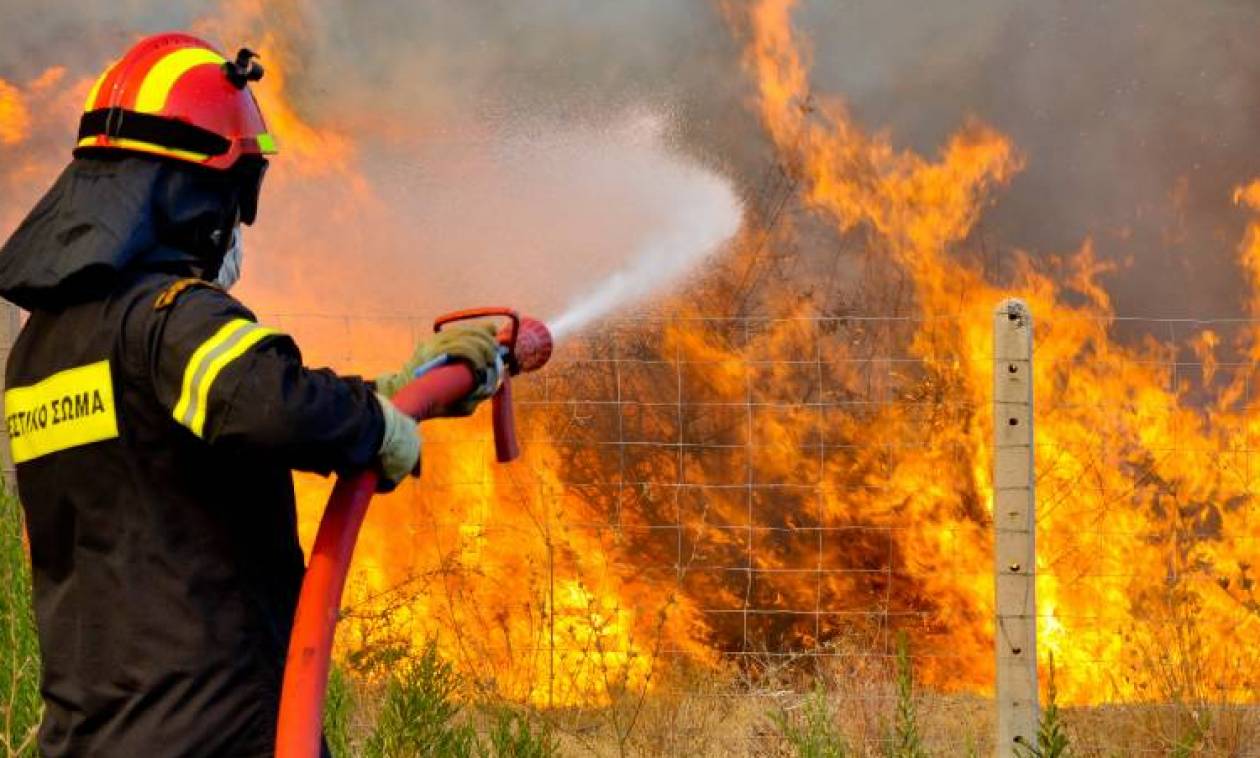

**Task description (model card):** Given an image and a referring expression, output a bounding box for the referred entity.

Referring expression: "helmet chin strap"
[214,227,244,290]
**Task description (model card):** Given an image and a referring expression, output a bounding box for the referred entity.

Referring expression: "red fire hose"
[275,309,552,758]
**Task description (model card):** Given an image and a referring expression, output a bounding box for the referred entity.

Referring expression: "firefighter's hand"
[376,322,502,417]
[374,393,421,492]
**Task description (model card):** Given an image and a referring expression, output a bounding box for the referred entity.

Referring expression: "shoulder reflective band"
[4,361,119,464]
[174,318,280,438]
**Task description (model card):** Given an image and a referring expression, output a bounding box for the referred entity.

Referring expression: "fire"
[0,78,31,146]
[1,0,1258,713]
[294,409,715,706]
[0,66,90,235]
[192,4,357,177]
[729,0,1260,701]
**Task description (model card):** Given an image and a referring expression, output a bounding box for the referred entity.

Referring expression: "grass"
[771,684,850,757]
[888,632,926,758]
[0,487,40,757]
[253,613,1260,756]
[327,640,556,757]
[2,486,1258,756]
[324,664,356,758]
[361,642,476,757]
[1017,654,1070,758]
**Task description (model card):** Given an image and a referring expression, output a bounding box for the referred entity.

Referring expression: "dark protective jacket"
[0,156,384,756]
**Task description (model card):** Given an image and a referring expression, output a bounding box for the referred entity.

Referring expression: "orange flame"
[0,78,32,146]
[2,0,1258,712]
[733,0,1260,701]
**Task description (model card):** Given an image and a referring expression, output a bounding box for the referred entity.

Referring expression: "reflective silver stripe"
[173,319,279,436]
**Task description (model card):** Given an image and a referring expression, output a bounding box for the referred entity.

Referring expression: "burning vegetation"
[312,0,1260,710]
[2,0,1259,745]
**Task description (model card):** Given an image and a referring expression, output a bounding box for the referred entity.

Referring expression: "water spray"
[275,308,553,758]
[546,162,743,340]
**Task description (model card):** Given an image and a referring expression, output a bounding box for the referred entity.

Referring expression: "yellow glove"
[374,393,421,492]
[376,322,501,416]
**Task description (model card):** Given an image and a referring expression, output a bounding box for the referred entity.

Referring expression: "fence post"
[993,298,1038,755]
[0,302,18,486]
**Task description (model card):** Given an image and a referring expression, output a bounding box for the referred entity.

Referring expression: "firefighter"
[0,33,498,756]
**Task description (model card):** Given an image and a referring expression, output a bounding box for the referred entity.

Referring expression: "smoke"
[792,0,1260,318]
[349,109,742,329]
[0,1,752,345]
[2,0,1260,324]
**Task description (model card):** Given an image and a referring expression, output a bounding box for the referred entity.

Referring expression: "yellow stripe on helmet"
[173,318,280,438]
[134,47,225,114]
[83,61,117,112]
[77,135,209,163]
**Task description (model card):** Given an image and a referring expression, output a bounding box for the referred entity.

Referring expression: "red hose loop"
[275,365,478,758]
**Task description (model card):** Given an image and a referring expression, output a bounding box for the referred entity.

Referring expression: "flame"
[0,78,31,146]
[1,0,1258,712]
[295,411,715,706]
[192,1,356,175]
[0,67,91,236]
[727,0,1260,701]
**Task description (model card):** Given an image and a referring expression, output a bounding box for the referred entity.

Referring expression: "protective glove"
[376,322,502,417]
[374,392,421,493]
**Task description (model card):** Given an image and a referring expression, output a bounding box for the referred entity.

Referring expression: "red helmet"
[76,32,278,171]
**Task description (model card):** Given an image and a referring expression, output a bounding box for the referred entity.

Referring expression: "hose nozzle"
[433,308,553,462]
[499,316,553,374]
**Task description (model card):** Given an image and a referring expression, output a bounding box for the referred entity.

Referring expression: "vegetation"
[0,489,39,757]
[772,684,849,758]
[323,664,355,758]
[1,488,1257,756]
[361,642,476,757]
[1017,654,1070,758]
[330,640,556,757]
[887,632,926,758]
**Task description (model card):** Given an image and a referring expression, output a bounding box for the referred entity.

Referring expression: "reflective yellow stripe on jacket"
[173,319,279,437]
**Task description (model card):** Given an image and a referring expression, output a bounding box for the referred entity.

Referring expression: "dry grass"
[534,683,1260,757]
[1062,703,1260,757]
[2,492,1259,757]
[318,581,1260,756]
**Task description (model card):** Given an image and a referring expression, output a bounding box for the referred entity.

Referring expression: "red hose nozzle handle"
[433,309,553,462]
[433,307,553,375]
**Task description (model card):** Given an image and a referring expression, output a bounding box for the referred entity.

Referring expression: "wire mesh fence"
[264,308,1260,753]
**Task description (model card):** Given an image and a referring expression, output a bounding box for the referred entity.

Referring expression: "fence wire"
[263,309,1260,755]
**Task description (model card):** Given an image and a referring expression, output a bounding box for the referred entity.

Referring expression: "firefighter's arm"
[147,281,387,475]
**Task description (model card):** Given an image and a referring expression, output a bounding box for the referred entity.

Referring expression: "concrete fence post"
[993,298,1038,755]
[0,301,20,486]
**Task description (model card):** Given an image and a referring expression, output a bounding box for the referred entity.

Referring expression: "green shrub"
[773,683,849,758]
[478,706,556,758]
[354,640,557,758]
[1017,653,1070,758]
[887,631,926,758]
[1170,713,1207,758]
[362,641,478,757]
[0,487,41,757]
[323,663,355,757]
